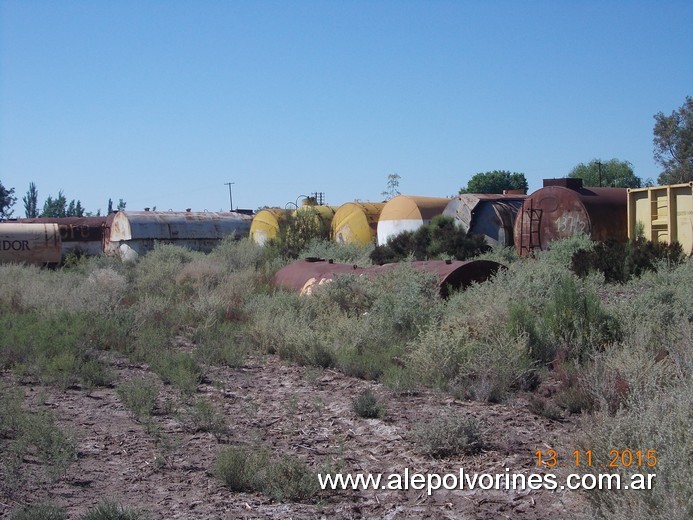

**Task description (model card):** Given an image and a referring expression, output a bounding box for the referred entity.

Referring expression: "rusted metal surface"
[0,223,62,265]
[331,202,385,245]
[20,217,107,255]
[273,258,505,297]
[103,211,252,260]
[514,181,628,256]
[443,194,526,247]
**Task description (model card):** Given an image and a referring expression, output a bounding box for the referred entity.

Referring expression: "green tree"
[653,96,693,184]
[0,180,17,220]
[459,170,528,194]
[66,199,85,217]
[381,173,401,200]
[568,159,641,188]
[41,191,87,217]
[41,191,68,217]
[107,198,126,214]
[23,182,39,218]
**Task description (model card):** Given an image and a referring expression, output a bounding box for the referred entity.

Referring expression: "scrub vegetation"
[0,235,690,519]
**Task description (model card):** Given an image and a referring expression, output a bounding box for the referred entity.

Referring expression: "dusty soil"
[1,352,590,519]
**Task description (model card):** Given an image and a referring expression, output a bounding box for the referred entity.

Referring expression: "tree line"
[0,180,125,220]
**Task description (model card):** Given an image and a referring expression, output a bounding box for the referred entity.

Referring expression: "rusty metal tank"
[250,208,289,246]
[377,195,452,245]
[513,179,628,256]
[331,202,385,245]
[0,222,62,265]
[443,194,526,247]
[19,217,107,256]
[274,258,505,297]
[103,210,252,261]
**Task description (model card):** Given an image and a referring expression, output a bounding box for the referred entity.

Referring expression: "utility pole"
[596,160,602,187]
[224,182,235,211]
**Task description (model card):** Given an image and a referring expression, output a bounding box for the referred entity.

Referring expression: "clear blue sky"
[1,0,691,214]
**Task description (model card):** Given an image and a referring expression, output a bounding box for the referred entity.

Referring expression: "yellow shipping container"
[627,182,693,255]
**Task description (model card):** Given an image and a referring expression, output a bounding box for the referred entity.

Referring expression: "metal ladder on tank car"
[519,202,542,257]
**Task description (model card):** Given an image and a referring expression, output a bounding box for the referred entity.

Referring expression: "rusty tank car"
[274,257,505,297]
[513,178,627,256]
[0,222,62,265]
[443,193,526,247]
[103,210,252,261]
[19,216,107,256]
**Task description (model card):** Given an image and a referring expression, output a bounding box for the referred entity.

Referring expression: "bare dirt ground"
[1,352,590,519]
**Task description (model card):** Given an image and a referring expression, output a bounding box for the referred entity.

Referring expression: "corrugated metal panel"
[0,223,62,265]
[377,195,452,245]
[104,211,252,260]
[513,186,627,256]
[443,194,526,247]
[108,211,252,241]
[274,258,505,297]
[331,202,385,245]
[627,182,693,254]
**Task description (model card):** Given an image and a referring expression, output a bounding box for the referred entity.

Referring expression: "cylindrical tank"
[19,217,107,256]
[103,210,252,261]
[331,202,385,245]
[443,194,526,247]
[377,195,452,245]
[291,204,339,238]
[513,179,627,256]
[250,208,289,246]
[274,258,505,297]
[0,223,62,265]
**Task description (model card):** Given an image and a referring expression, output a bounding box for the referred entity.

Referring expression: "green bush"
[0,391,76,492]
[153,352,201,396]
[299,239,374,265]
[413,414,485,458]
[195,321,247,368]
[370,215,490,264]
[571,238,686,283]
[267,208,331,259]
[10,503,67,520]
[188,398,229,441]
[213,446,318,501]
[540,275,619,364]
[81,501,145,520]
[352,388,385,418]
[117,377,159,420]
[0,309,117,390]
